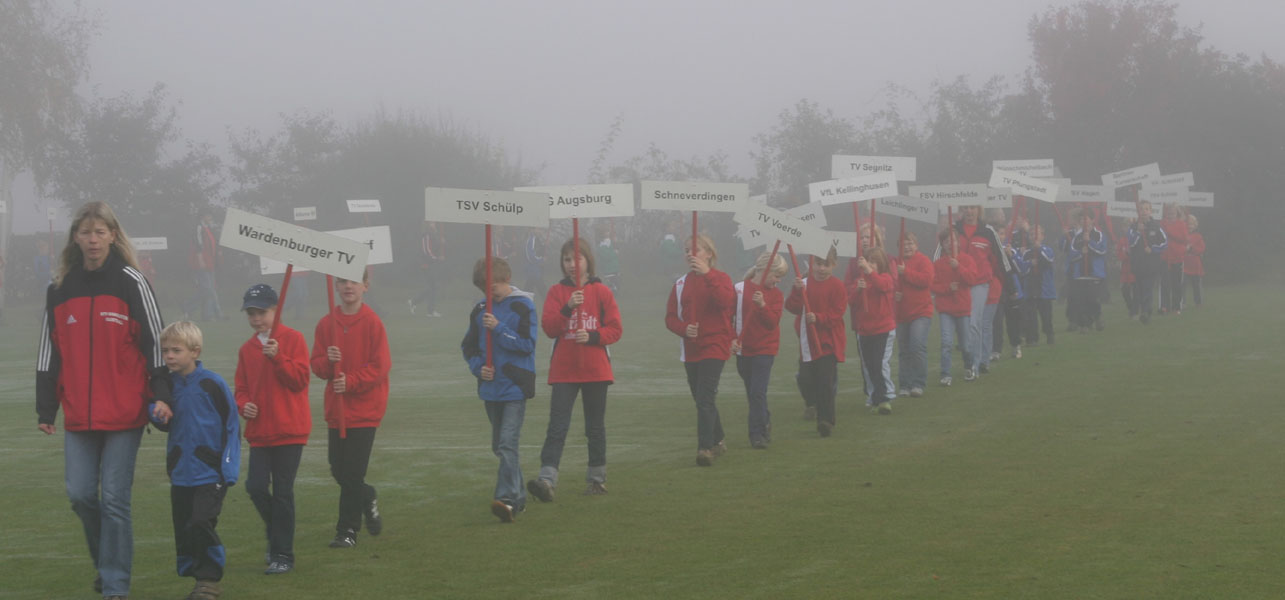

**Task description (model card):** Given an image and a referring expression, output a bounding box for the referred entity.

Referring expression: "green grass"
[3,279,1284,599]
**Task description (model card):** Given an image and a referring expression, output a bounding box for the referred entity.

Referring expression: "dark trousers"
[799,355,838,425]
[992,300,1007,354]
[1068,279,1102,327]
[171,483,227,582]
[1135,270,1159,317]
[685,359,726,450]
[1002,299,1023,347]
[247,445,302,563]
[1022,298,1054,344]
[1122,281,1137,317]
[1161,263,1185,311]
[328,427,377,534]
[735,354,775,441]
[540,382,609,473]
[1187,274,1203,306]
[858,334,891,405]
[412,264,440,311]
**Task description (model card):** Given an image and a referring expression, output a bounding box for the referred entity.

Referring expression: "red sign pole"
[326,274,346,438]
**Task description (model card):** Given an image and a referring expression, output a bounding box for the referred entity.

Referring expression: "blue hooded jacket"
[1015,244,1057,299]
[1062,227,1108,279]
[150,361,240,487]
[461,288,537,402]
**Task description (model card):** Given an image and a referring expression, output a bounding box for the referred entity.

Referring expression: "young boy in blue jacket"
[1062,208,1108,332]
[460,258,537,523]
[149,321,239,600]
[1016,225,1057,346]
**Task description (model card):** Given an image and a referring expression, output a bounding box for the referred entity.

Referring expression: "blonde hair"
[1187,214,1198,230]
[160,320,203,351]
[865,246,891,274]
[688,234,718,268]
[744,250,787,280]
[473,257,512,289]
[54,202,141,287]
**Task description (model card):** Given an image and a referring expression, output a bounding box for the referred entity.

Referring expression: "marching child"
[149,321,239,600]
[894,233,934,398]
[311,270,391,546]
[1115,227,1137,320]
[1128,200,1168,324]
[1184,214,1205,308]
[1160,204,1189,315]
[234,284,311,574]
[786,247,847,436]
[1063,208,1108,331]
[851,247,897,414]
[528,239,621,503]
[462,258,537,521]
[1017,225,1056,345]
[931,228,980,385]
[665,234,736,465]
[731,250,787,449]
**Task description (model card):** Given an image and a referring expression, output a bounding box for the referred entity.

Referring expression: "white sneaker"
[1013,345,1022,359]
[989,351,1001,362]
[428,310,442,318]
[963,369,977,382]
[898,389,910,397]
[939,376,952,387]
[909,387,924,397]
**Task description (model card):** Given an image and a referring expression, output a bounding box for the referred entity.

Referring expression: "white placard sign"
[346,199,382,213]
[261,226,392,275]
[984,187,1013,209]
[514,183,635,219]
[989,170,1061,204]
[1141,187,1189,206]
[1070,185,1110,203]
[424,187,550,227]
[737,226,769,251]
[822,230,860,258]
[1038,178,1075,203]
[810,173,899,206]
[1102,163,1161,188]
[993,159,1056,178]
[1141,172,1194,190]
[1186,192,1214,208]
[133,237,168,251]
[219,207,369,281]
[908,184,988,210]
[733,205,831,257]
[294,206,317,221]
[831,155,917,182]
[784,202,827,226]
[876,195,939,225]
[1106,201,1138,219]
[639,181,748,213]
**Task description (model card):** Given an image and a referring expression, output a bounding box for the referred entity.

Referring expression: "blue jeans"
[939,313,972,377]
[980,303,998,366]
[685,359,726,450]
[968,283,989,370]
[484,400,526,509]
[896,317,931,391]
[735,355,774,442]
[65,427,144,597]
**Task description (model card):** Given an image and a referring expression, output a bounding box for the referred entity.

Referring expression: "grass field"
[3,278,1284,599]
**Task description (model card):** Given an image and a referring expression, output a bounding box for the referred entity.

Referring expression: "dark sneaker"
[527,478,555,503]
[979,363,990,374]
[583,481,608,496]
[817,421,833,438]
[329,529,357,549]
[491,500,515,523]
[877,401,893,415]
[711,440,727,457]
[185,579,221,600]
[750,437,768,449]
[264,560,293,575]
[695,449,715,466]
[365,498,382,536]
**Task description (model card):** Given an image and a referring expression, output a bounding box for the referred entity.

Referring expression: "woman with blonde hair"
[36,201,170,599]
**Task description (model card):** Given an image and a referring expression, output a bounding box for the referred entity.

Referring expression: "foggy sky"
[15,0,1285,232]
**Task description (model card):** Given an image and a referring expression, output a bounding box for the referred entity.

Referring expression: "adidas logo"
[66,315,78,325]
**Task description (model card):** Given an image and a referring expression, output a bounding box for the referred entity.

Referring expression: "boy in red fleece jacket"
[310,269,391,549]
[235,284,311,574]
[893,234,934,398]
[528,238,623,502]
[932,228,981,385]
[665,234,736,466]
[786,247,847,437]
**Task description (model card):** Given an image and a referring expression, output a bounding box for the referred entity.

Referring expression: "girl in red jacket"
[528,238,623,502]
[1183,214,1205,308]
[851,246,897,414]
[1160,204,1189,314]
[786,247,847,437]
[235,284,311,574]
[310,269,391,549]
[665,234,736,466]
[932,228,981,385]
[731,250,787,449]
[893,234,934,398]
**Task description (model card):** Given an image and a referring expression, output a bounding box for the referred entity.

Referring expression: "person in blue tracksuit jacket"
[461,258,538,523]
[149,321,239,599]
[1062,208,1108,331]
[1015,225,1057,346]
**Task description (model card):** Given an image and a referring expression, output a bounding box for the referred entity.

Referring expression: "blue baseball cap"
[241,284,278,311]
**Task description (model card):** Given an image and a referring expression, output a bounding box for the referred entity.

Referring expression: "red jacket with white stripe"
[665,269,736,363]
[785,274,847,362]
[37,252,171,431]
[893,252,934,323]
[235,324,312,447]
[542,277,623,383]
[734,279,783,357]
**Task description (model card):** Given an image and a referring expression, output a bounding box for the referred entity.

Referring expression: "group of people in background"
[35,197,1207,599]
